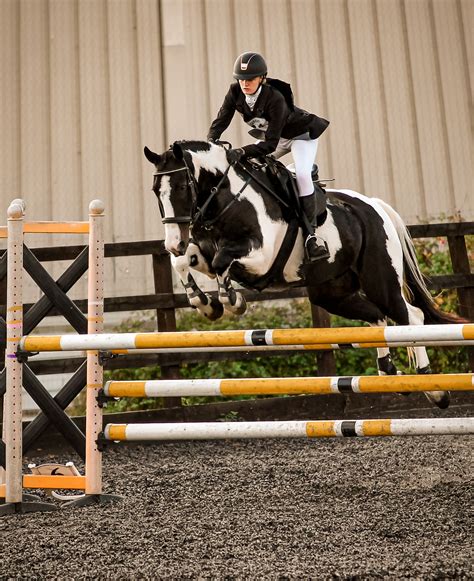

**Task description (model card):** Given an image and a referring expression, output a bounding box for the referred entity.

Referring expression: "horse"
[144,140,464,409]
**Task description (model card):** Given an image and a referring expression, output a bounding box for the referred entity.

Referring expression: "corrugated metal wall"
[1,0,472,300]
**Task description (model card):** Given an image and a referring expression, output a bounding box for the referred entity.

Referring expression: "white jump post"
[86,200,105,495]
[1,200,55,514]
[4,200,25,505]
[66,200,119,508]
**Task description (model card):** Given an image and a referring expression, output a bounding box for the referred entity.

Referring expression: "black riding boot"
[300,191,330,262]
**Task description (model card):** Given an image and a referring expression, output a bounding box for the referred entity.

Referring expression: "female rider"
[207,51,330,262]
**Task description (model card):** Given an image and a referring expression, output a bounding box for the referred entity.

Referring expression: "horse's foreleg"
[187,241,216,279]
[171,254,224,320]
[212,248,248,316]
[217,270,247,315]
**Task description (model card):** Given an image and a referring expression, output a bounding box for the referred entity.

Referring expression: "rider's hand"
[226,148,245,164]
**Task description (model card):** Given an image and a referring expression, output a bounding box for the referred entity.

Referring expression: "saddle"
[241,155,327,223]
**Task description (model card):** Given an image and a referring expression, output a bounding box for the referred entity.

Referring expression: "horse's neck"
[192,149,228,177]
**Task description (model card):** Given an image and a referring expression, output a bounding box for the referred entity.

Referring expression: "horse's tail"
[374,199,468,324]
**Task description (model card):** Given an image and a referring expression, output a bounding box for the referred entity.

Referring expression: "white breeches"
[272,137,319,197]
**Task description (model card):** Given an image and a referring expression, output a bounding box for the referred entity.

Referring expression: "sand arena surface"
[1,432,472,579]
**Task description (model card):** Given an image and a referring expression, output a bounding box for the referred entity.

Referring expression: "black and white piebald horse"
[144,140,463,408]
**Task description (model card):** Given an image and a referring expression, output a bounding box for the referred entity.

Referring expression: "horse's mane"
[174,140,212,153]
[175,140,228,173]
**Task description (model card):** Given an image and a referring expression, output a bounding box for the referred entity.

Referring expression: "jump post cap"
[8,199,26,220]
[89,199,105,215]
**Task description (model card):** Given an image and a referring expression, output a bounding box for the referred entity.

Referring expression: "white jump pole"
[102,340,474,356]
[103,372,474,398]
[104,417,474,441]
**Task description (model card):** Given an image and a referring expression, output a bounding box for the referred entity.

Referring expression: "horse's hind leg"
[403,302,450,409]
[375,290,450,408]
[369,320,403,377]
[311,289,402,374]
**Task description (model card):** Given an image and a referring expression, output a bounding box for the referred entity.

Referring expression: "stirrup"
[305,234,330,262]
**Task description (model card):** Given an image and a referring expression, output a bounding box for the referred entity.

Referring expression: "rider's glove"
[226,148,245,164]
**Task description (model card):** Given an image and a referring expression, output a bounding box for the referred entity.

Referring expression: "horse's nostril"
[177,241,187,255]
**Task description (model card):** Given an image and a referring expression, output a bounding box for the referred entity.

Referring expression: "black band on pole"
[337,377,354,392]
[341,420,357,437]
[250,330,268,345]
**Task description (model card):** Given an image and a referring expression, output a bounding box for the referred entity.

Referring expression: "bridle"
[153,145,251,229]
[153,159,199,225]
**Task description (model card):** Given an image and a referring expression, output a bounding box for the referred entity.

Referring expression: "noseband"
[153,162,198,225]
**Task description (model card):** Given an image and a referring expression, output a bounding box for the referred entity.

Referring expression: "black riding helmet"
[233,51,267,80]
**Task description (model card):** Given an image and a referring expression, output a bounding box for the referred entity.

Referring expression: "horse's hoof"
[232,295,247,316]
[425,390,451,409]
[434,391,451,409]
[204,294,224,320]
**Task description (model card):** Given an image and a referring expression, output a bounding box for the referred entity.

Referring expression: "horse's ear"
[144,146,161,165]
[172,142,184,161]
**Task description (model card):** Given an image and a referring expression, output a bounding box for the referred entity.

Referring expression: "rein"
[196,173,253,230]
[154,159,252,230]
[154,148,286,229]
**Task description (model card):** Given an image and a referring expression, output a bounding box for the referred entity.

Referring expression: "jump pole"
[103,373,474,398]
[18,323,474,353]
[104,417,474,442]
[103,339,474,356]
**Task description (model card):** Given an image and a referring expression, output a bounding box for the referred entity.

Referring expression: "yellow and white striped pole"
[103,340,474,356]
[19,323,474,352]
[104,417,474,441]
[103,373,474,398]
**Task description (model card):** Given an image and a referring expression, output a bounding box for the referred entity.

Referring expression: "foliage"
[80,235,471,416]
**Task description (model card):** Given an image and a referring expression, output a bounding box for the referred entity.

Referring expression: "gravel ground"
[1,431,473,580]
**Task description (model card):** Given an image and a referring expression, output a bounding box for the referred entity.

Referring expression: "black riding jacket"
[207,78,329,158]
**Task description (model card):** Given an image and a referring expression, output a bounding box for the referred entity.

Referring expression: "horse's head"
[145,141,230,256]
[144,142,200,256]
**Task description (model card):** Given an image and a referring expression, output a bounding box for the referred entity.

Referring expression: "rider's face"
[239,76,263,95]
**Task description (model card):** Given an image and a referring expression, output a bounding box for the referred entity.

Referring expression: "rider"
[207,51,330,261]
